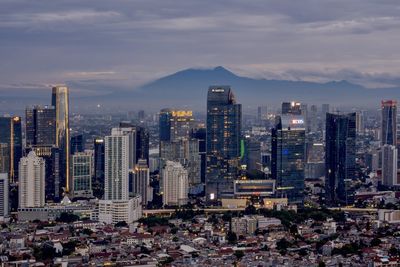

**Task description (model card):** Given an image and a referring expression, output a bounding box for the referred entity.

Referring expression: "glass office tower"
[381,100,397,146]
[52,85,70,194]
[0,116,22,183]
[206,86,241,200]
[271,115,306,204]
[325,112,356,206]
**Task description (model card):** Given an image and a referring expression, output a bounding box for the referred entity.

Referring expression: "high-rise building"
[104,132,129,201]
[309,105,318,133]
[71,134,84,155]
[257,106,268,125]
[52,85,70,193]
[282,101,301,115]
[0,116,22,183]
[381,100,397,146]
[99,130,143,224]
[191,128,206,184]
[132,159,153,205]
[243,137,261,172]
[160,138,201,187]
[93,138,105,198]
[162,161,188,206]
[356,111,364,134]
[0,143,9,174]
[28,145,61,202]
[169,110,194,141]
[159,109,172,142]
[72,151,93,198]
[271,115,306,203]
[119,122,149,164]
[0,173,8,221]
[382,145,398,186]
[206,86,241,200]
[18,151,45,208]
[325,113,356,206]
[321,104,330,117]
[25,105,56,147]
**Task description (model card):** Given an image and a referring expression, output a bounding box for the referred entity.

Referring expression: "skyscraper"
[271,115,306,203]
[93,138,105,198]
[104,131,129,201]
[309,105,318,133]
[257,106,268,125]
[382,145,398,186]
[119,122,149,164]
[191,128,206,184]
[162,161,188,206]
[18,151,45,208]
[28,146,61,202]
[0,173,8,221]
[0,143,9,174]
[25,105,56,147]
[52,86,70,193]
[325,113,356,206]
[99,130,143,224]
[0,116,22,183]
[71,134,84,155]
[71,151,93,198]
[282,101,301,115]
[132,159,153,205]
[381,100,397,146]
[206,86,241,200]
[243,137,261,172]
[159,108,172,142]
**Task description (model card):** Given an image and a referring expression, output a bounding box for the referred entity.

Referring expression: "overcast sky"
[1,0,400,97]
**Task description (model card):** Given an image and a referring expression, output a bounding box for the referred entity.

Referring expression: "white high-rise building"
[18,151,45,208]
[0,173,9,221]
[162,161,189,206]
[104,132,129,201]
[382,145,398,186]
[99,129,142,224]
[133,159,153,205]
[72,150,93,198]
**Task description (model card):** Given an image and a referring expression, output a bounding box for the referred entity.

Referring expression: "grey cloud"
[1,0,400,100]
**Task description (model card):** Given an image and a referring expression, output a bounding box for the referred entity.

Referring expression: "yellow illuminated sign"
[171,110,193,117]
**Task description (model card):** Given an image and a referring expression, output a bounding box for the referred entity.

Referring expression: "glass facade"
[206,86,241,200]
[72,151,93,198]
[381,100,397,146]
[325,112,356,206]
[52,86,70,193]
[0,116,22,183]
[271,115,306,204]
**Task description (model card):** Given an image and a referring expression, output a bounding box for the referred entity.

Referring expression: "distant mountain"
[2,66,400,114]
[135,66,399,110]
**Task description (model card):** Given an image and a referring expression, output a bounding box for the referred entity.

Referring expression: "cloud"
[1,0,400,104]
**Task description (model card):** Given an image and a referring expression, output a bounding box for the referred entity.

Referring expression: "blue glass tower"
[271,115,306,204]
[325,112,356,206]
[206,86,241,200]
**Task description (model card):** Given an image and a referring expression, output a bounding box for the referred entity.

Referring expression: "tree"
[299,248,308,256]
[56,212,79,223]
[244,205,257,215]
[115,221,128,228]
[370,238,381,247]
[172,236,179,242]
[389,246,399,256]
[227,231,237,244]
[233,250,244,260]
[318,261,326,267]
[276,238,290,252]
